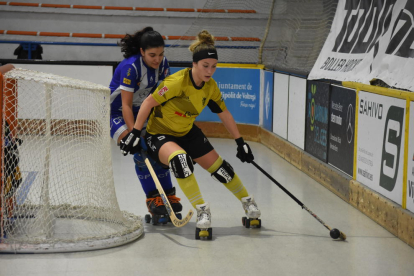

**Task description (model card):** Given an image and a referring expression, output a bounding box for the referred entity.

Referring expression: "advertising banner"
[262,70,274,132]
[170,67,260,124]
[356,91,406,205]
[272,73,289,139]
[308,0,414,92]
[328,86,356,177]
[407,101,414,212]
[288,76,307,150]
[305,81,330,162]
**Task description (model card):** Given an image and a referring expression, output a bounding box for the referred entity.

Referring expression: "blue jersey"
[109,54,169,113]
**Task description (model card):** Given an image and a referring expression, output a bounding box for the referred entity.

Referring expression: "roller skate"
[144,188,183,225]
[241,195,261,228]
[165,187,182,213]
[195,202,212,240]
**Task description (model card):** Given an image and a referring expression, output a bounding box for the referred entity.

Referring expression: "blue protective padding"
[133,149,173,196]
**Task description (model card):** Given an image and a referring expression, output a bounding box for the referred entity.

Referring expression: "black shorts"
[144,124,214,165]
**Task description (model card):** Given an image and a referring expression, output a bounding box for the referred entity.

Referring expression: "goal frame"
[0,68,144,253]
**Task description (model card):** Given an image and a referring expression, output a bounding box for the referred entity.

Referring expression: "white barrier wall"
[272,73,289,139]
[287,76,306,150]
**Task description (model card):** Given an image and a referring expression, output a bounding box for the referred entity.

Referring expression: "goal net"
[0,68,143,253]
[165,0,272,64]
[166,0,337,76]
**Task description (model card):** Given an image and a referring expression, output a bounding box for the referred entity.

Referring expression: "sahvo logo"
[379,106,404,191]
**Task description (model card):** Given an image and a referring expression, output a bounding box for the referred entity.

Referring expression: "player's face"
[141,47,164,69]
[193,59,217,84]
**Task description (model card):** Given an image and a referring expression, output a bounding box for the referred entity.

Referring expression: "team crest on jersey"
[158,86,169,96]
[127,68,131,77]
[123,78,131,85]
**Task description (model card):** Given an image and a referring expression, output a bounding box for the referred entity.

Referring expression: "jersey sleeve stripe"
[120,85,134,92]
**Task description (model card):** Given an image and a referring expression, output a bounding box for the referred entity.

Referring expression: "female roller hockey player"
[110,27,182,221]
[119,30,261,239]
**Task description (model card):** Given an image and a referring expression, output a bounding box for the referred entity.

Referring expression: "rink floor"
[1,138,414,276]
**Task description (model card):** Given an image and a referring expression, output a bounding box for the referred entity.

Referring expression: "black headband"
[193,49,218,62]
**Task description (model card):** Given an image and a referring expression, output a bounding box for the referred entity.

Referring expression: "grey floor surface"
[1,138,414,276]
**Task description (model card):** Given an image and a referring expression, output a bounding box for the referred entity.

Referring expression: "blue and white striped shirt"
[109,54,169,113]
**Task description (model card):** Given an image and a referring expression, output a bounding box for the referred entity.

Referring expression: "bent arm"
[217,109,241,139]
[133,94,160,131]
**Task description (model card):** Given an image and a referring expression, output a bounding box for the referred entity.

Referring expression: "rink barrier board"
[350,179,399,236]
[302,152,349,202]
[342,82,413,210]
[196,121,414,248]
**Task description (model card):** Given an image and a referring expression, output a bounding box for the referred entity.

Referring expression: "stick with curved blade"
[251,159,346,240]
[145,158,193,227]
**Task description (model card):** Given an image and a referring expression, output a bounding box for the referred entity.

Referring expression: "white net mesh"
[166,0,272,64]
[166,0,337,76]
[0,68,143,253]
[261,0,338,75]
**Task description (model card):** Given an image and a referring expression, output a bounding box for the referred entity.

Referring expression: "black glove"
[235,137,254,163]
[119,128,141,156]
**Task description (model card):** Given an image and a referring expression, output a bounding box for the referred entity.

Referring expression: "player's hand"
[235,137,254,163]
[120,128,141,156]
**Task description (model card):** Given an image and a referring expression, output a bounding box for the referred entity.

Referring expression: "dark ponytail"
[118,26,165,58]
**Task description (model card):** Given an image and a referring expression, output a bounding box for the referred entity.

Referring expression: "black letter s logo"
[379,106,404,191]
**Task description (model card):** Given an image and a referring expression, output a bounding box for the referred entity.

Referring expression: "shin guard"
[208,156,248,200]
[169,150,204,208]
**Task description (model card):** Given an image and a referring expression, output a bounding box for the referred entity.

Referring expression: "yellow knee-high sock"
[207,156,249,200]
[169,150,204,208]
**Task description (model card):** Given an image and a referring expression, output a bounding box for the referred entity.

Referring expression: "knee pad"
[211,160,235,184]
[169,153,194,178]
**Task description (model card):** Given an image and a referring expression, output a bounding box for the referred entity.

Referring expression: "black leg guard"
[211,160,235,184]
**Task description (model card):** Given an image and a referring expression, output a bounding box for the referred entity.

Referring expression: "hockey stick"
[251,160,346,240]
[145,158,194,228]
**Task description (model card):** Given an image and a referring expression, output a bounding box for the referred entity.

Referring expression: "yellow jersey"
[147,68,227,137]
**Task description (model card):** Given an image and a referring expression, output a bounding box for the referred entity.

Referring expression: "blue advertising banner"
[169,67,260,124]
[262,70,274,131]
